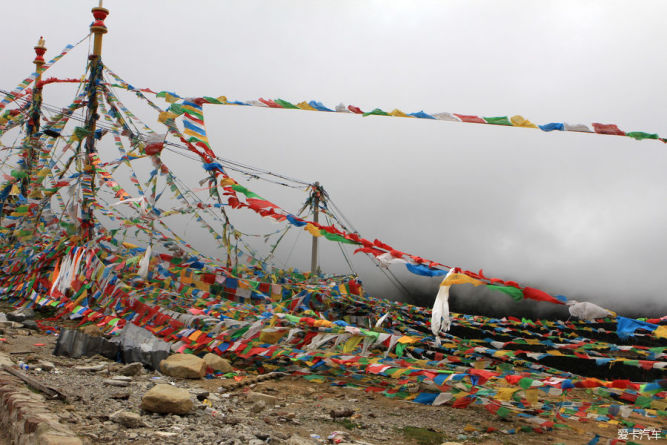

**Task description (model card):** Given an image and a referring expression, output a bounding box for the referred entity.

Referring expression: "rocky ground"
[0,305,662,445]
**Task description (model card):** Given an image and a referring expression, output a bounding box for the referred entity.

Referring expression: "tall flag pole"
[81,0,109,241]
[20,36,47,199]
[310,182,321,275]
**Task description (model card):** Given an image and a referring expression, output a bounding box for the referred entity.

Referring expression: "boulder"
[22,319,39,331]
[119,362,144,376]
[203,353,233,373]
[141,384,193,415]
[6,307,35,322]
[110,410,145,428]
[160,354,206,379]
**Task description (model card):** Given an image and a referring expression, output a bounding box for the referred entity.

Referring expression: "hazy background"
[2,1,666,317]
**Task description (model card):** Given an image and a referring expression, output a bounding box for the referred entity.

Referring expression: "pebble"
[103,378,130,387]
[250,400,266,413]
[76,364,107,372]
[110,410,145,428]
[110,391,131,400]
[111,375,133,382]
[194,390,210,401]
[37,359,56,371]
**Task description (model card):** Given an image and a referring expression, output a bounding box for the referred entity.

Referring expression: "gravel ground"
[1,307,661,445]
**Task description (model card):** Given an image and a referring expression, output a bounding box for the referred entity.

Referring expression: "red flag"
[523,287,564,305]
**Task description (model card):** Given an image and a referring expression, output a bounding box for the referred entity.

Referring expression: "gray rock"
[110,410,145,428]
[154,431,178,438]
[250,400,266,413]
[285,435,315,445]
[330,407,354,419]
[37,359,55,371]
[119,362,144,376]
[111,375,133,382]
[110,391,131,400]
[0,352,13,368]
[246,391,279,405]
[104,378,130,387]
[7,307,35,322]
[0,320,22,329]
[76,363,107,372]
[194,390,210,401]
[21,319,39,330]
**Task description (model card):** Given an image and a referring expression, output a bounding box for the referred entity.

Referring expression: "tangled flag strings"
[138,88,570,309]
[150,91,666,143]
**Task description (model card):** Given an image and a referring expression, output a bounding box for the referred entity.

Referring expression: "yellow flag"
[397,336,419,344]
[72,289,88,307]
[441,273,483,287]
[296,101,316,111]
[28,189,43,199]
[164,93,179,103]
[472,360,489,369]
[510,115,538,128]
[304,223,322,237]
[495,387,518,401]
[525,388,539,405]
[259,329,287,344]
[220,177,236,187]
[389,109,412,118]
[654,325,667,339]
[342,335,363,353]
[158,111,177,123]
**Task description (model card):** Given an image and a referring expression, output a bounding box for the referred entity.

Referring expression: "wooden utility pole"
[81,0,109,241]
[20,36,47,198]
[310,182,320,275]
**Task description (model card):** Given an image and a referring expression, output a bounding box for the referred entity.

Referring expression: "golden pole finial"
[33,36,47,74]
[90,2,109,57]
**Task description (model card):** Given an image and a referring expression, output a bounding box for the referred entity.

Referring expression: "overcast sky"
[3,1,667,315]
